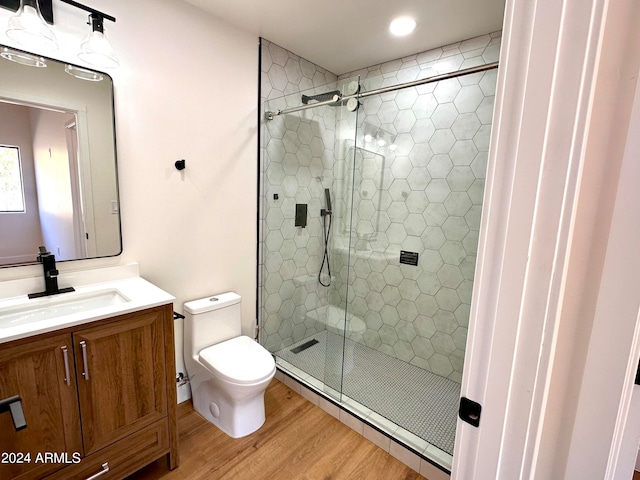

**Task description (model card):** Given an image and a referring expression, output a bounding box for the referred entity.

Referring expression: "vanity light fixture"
[389,16,416,37]
[5,0,57,51]
[77,13,119,68]
[1,0,118,68]
[60,0,118,69]
[361,122,397,154]
[0,46,47,67]
[65,63,103,81]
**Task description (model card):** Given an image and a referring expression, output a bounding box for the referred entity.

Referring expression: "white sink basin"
[0,289,129,329]
[0,265,175,344]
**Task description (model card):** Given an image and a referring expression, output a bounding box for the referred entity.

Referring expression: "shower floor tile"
[275,331,460,460]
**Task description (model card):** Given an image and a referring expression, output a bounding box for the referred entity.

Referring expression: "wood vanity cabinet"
[0,334,82,480]
[0,304,179,480]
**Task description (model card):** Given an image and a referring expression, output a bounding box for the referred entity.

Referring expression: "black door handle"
[0,395,27,431]
[459,396,482,427]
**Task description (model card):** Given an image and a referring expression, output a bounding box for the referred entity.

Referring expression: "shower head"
[321,188,332,217]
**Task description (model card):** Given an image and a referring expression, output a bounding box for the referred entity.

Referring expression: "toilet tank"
[184,292,242,354]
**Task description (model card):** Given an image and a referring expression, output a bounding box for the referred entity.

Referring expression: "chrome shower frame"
[264,61,499,121]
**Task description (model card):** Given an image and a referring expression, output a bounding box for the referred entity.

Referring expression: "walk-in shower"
[259,35,500,472]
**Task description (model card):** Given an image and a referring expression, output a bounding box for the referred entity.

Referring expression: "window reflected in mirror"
[0,145,25,212]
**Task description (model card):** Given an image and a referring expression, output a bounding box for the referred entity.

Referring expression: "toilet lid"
[199,335,275,385]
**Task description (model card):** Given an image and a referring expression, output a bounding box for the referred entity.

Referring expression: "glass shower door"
[259,77,361,402]
[338,67,497,462]
[320,76,363,400]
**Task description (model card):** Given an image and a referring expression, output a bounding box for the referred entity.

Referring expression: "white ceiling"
[183,0,506,75]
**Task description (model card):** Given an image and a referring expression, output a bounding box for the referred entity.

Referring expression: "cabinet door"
[0,333,82,480]
[74,309,168,454]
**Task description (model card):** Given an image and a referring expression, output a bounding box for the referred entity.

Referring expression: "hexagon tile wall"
[260,32,501,384]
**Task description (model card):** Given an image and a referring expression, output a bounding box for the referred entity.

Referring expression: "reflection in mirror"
[341,145,387,254]
[0,45,121,267]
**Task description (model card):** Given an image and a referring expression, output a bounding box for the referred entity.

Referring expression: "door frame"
[453,0,640,478]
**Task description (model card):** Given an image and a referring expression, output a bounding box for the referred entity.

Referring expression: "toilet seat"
[199,335,275,385]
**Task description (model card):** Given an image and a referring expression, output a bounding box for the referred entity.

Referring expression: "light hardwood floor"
[128,379,429,480]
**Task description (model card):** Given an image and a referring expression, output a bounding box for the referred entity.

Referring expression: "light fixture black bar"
[59,0,115,23]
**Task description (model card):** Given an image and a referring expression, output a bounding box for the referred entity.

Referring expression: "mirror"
[0,46,121,267]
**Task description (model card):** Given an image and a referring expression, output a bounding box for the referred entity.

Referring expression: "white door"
[452,0,640,478]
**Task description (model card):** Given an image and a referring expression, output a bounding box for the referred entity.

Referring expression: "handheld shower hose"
[318,189,332,287]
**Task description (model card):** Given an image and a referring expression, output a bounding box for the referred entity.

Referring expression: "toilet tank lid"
[184,292,241,314]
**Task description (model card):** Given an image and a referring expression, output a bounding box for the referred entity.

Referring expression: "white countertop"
[0,264,175,345]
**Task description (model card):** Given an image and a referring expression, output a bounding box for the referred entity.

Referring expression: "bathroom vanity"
[0,38,179,478]
[0,265,179,480]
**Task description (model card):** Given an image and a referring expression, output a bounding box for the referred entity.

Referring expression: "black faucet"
[28,246,75,299]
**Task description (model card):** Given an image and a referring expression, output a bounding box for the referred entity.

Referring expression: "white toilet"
[183,292,275,438]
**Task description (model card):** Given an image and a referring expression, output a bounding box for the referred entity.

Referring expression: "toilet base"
[192,377,272,438]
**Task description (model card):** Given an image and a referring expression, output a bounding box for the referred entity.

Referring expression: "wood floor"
[128,379,428,480]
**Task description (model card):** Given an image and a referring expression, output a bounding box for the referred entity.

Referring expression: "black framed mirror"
[0,45,121,266]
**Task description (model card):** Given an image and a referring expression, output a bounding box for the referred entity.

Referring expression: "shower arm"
[265,61,499,121]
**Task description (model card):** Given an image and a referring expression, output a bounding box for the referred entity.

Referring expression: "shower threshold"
[274,331,457,472]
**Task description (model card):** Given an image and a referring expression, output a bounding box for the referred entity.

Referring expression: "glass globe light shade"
[6,0,57,51]
[78,30,119,69]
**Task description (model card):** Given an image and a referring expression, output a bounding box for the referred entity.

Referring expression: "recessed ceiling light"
[389,17,416,36]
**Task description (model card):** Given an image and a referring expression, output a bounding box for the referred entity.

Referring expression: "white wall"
[108,0,258,328]
[0,0,259,381]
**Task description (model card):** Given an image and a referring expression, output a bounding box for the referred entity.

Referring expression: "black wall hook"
[175,159,186,171]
